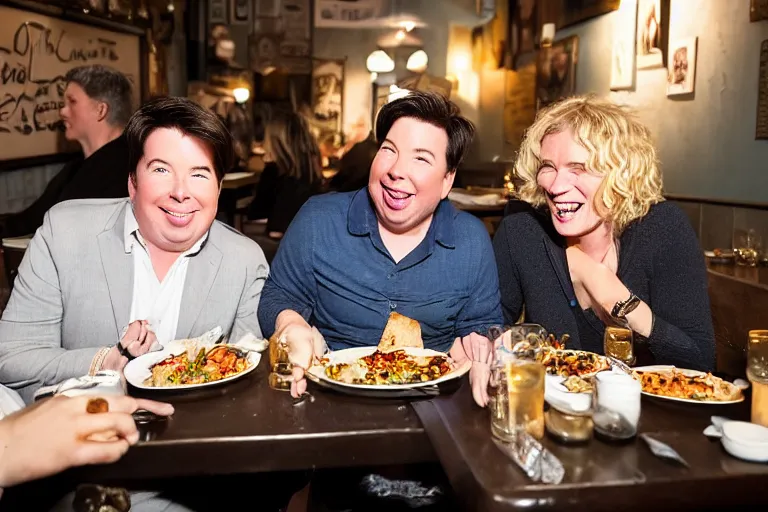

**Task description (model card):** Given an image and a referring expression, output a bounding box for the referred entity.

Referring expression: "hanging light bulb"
[406,50,429,73]
[233,87,250,104]
[402,21,416,32]
[366,50,395,73]
[395,29,406,42]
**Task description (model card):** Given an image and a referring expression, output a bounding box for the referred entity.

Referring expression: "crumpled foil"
[493,430,565,484]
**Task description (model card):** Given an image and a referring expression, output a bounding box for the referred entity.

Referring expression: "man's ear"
[96,102,109,122]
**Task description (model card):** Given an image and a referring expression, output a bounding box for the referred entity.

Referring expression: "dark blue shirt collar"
[347,188,456,249]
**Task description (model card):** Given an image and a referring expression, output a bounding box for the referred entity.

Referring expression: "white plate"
[124,345,262,391]
[632,365,745,404]
[306,347,470,391]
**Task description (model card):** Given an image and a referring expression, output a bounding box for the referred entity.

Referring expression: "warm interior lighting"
[233,87,250,103]
[402,21,416,32]
[370,72,379,82]
[395,29,406,42]
[406,50,429,73]
[366,50,395,73]
[388,85,410,102]
[541,23,555,47]
[451,52,470,73]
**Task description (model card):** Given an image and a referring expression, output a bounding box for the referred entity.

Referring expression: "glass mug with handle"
[487,324,547,441]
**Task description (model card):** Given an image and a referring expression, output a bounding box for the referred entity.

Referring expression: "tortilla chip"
[377,312,424,353]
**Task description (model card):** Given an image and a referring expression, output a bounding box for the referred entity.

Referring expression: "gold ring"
[86,397,109,414]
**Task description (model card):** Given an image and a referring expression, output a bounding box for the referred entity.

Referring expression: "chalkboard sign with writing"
[0,4,140,165]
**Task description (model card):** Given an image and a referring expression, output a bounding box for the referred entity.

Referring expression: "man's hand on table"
[450,333,493,407]
[102,320,160,371]
[275,311,326,398]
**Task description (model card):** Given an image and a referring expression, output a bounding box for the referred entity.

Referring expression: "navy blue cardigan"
[492,201,715,372]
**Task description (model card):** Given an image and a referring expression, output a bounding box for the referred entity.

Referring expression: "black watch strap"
[611,292,641,320]
[116,341,135,361]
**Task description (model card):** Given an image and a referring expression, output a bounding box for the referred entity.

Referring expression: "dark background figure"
[328,130,379,192]
[247,109,323,237]
[0,65,133,239]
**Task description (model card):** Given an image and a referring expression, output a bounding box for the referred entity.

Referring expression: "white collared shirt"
[124,204,207,346]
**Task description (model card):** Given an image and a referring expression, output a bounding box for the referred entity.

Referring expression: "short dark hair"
[375,91,475,172]
[124,96,234,183]
[65,65,133,126]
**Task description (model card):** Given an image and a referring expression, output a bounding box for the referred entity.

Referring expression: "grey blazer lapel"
[176,242,223,339]
[97,207,133,338]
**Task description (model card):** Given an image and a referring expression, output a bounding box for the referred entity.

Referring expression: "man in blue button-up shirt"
[258,92,502,406]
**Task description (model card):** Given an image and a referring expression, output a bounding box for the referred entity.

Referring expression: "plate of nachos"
[306,313,470,394]
[631,365,746,404]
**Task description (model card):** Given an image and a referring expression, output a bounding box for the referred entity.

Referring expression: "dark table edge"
[412,398,768,512]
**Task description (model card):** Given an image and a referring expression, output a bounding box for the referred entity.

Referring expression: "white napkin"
[544,374,592,414]
[0,384,25,419]
[33,370,125,402]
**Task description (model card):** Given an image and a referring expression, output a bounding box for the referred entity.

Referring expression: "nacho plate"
[632,365,746,404]
[306,347,471,392]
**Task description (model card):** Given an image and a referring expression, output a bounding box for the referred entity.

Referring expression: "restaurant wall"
[524,0,768,204]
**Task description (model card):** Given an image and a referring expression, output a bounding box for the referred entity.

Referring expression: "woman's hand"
[0,395,174,488]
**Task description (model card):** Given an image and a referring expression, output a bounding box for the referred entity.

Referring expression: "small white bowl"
[721,421,768,463]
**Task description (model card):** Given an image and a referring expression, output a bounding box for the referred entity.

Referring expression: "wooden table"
[75,362,436,482]
[414,381,768,511]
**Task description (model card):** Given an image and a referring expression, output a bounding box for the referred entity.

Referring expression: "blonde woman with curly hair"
[492,95,714,374]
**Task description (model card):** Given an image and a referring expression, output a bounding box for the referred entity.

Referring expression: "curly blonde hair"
[515,95,664,234]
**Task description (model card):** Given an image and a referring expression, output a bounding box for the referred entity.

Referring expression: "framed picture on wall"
[209,0,227,24]
[230,0,251,25]
[610,0,637,90]
[310,59,345,146]
[666,37,697,96]
[636,0,669,70]
[536,35,578,110]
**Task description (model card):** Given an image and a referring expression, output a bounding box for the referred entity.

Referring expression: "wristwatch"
[610,292,641,320]
[116,340,136,361]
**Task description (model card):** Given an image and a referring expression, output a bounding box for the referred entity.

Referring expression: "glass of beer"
[488,325,546,441]
[268,333,293,391]
[748,330,768,427]
[604,325,634,365]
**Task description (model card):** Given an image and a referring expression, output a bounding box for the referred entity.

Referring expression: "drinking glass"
[604,325,634,365]
[268,333,293,391]
[592,372,641,440]
[748,330,768,427]
[488,325,547,441]
[735,229,762,267]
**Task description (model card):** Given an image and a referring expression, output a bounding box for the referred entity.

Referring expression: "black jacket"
[247,162,321,234]
[2,135,130,238]
[492,201,715,372]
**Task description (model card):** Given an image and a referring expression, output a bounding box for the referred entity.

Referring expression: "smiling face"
[368,117,455,236]
[59,82,102,143]
[128,128,221,254]
[536,128,606,239]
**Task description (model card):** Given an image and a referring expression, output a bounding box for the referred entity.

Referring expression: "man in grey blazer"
[0,97,268,404]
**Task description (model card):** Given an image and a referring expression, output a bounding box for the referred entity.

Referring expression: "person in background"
[328,130,379,193]
[247,109,323,238]
[492,95,714,379]
[0,65,133,238]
